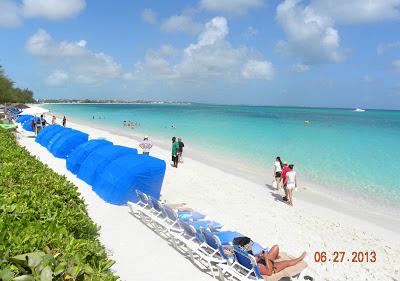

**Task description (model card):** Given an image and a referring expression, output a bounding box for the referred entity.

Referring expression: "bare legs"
[287,189,293,206]
[283,184,288,200]
[258,245,306,276]
[275,177,281,191]
[173,156,179,168]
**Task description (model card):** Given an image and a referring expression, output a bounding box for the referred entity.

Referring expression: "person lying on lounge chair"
[233,237,306,276]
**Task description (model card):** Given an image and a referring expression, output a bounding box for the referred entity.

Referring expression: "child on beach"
[62,116,66,127]
[273,156,283,190]
[51,115,56,124]
[284,164,297,206]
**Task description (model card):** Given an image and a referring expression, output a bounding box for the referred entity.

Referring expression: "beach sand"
[16,116,400,281]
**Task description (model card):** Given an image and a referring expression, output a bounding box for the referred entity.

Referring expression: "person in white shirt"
[284,164,297,206]
[139,136,153,155]
[273,156,283,191]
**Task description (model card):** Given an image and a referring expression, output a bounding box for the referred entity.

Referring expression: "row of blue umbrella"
[27,124,166,205]
[16,114,36,132]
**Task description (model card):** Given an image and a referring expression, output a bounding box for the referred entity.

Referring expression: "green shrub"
[0,129,119,281]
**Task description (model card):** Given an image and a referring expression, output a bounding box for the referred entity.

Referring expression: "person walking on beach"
[51,115,56,124]
[30,118,36,132]
[139,136,153,155]
[35,116,42,134]
[281,162,290,201]
[284,164,297,206]
[273,156,283,191]
[62,116,66,127]
[171,137,179,168]
[40,114,46,127]
[178,137,184,163]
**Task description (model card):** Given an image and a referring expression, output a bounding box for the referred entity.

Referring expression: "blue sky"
[0,0,400,109]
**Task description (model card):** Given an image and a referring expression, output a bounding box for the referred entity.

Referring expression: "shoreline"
[49,110,400,235]
[17,111,400,280]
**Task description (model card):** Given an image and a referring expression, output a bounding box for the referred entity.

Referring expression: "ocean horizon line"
[38,101,400,112]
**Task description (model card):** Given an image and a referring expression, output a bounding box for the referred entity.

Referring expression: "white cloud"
[276,0,344,64]
[128,17,274,82]
[46,70,69,85]
[179,17,244,80]
[199,0,264,15]
[26,29,87,56]
[26,29,121,84]
[141,8,157,24]
[0,0,22,27]
[22,0,86,20]
[377,41,400,55]
[393,60,400,73]
[241,60,274,80]
[124,50,179,80]
[161,15,202,34]
[310,0,400,23]
[159,44,178,57]
[0,0,85,27]
[291,63,310,73]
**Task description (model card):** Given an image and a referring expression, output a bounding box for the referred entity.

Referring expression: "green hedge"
[0,129,119,281]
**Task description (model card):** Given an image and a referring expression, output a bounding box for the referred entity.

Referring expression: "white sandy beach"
[16,115,400,281]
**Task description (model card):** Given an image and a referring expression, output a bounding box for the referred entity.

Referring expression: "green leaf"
[39,266,53,281]
[9,252,45,267]
[83,264,94,274]
[101,260,116,271]
[0,269,14,281]
[12,275,35,281]
[53,262,66,276]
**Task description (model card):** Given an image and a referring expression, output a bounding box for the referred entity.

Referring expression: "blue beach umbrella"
[66,139,113,174]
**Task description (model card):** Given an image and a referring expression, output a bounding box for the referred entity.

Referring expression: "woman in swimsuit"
[256,245,306,276]
[273,156,283,191]
[234,237,306,277]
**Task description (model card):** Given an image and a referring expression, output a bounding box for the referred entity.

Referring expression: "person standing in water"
[171,137,179,168]
[62,116,67,127]
[273,156,283,191]
[139,136,153,155]
[178,137,184,163]
[284,164,297,206]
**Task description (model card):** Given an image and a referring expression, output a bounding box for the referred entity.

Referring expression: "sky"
[0,0,400,109]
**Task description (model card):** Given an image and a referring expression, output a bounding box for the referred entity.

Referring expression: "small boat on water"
[354,108,365,112]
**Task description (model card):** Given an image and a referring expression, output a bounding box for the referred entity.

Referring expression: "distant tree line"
[0,66,35,104]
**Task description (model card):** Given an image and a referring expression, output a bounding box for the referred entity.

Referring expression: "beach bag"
[233,236,253,253]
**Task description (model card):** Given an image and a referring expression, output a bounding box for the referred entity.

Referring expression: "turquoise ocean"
[43,103,400,209]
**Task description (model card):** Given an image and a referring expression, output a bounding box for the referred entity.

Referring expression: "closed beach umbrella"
[16,115,32,123]
[66,139,113,174]
[78,145,137,186]
[47,128,73,151]
[21,116,35,132]
[35,124,64,145]
[48,129,89,159]
[93,154,166,205]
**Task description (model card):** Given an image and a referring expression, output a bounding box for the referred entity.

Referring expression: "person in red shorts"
[281,162,290,202]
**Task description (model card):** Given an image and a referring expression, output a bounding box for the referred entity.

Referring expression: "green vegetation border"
[0,129,118,281]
